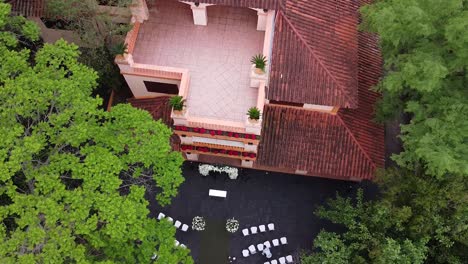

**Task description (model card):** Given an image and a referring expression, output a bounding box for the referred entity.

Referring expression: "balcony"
[117,0,274,135]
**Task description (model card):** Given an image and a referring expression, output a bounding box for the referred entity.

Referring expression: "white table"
[209,189,227,198]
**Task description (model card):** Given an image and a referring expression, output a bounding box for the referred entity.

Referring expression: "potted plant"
[250,54,267,74]
[192,216,206,231]
[169,95,185,115]
[247,107,261,123]
[226,218,239,233]
[111,42,128,57]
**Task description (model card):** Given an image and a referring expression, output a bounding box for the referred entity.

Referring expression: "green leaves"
[0,4,189,263]
[361,0,468,178]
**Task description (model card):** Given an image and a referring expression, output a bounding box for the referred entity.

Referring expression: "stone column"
[186,153,199,161]
[130,0,149,23]
[191,4,208,26]
[241,160,254,168]
[256,9,267,31]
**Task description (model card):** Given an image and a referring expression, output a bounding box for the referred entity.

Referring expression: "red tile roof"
[182,0,281,9]
[127,97,173,126]
[268,0,359,107]
[256,26,384,181]
[7,0,44,17]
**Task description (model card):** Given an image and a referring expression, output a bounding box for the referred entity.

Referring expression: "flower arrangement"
[174,126,260,140]
[199,164,239,179]
[192,216,206,231]
[226,218,239,233]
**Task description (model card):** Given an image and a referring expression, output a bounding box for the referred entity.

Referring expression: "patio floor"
[146,162,376,264]
[133,0,264,122]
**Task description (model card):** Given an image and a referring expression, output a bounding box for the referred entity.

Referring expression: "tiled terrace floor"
[133,0,264,122]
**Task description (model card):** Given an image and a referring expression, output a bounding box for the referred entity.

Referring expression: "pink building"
[117,0,384,181]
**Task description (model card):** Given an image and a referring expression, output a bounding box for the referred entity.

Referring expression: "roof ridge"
[279,10,354,106]
[336,112,377,170]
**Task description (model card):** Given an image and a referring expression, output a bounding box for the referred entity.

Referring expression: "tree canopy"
[302,1,468,263]
[301,170,467,264]
[0,2,191,262]
[361,0,468,177]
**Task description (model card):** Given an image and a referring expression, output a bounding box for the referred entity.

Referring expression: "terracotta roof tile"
[127,97,173,127]
[257,105,377,180]
[269,0,359,107]
[7,0,44,17]
[176,0,281,9]
[257,25,384,180]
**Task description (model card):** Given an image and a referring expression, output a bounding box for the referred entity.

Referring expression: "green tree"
[360,0,468,177]
[0,2,191,262]
[301,169,468,264]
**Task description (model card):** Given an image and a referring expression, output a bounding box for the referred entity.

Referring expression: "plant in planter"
[247,107,261,122]
[192,216,206,231]
[110,42,128,57]
[226,218,239,233]
[250,54,267,74]
[169,95,185,114]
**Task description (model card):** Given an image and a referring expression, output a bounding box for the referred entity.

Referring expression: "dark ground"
[146,162,377,264]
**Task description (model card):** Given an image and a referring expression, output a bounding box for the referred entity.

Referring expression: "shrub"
[247,107,261,120]
[169,96,185,111]
[250,54,267,71]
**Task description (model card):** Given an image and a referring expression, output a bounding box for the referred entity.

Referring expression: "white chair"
[248,245,256,254]
[174,240,180,246]
[250,226,258,234]
[259,224,266,232]
[279,257,286,264]
[264,241,271,248]
[272,239,280,247]
[181,224,189,232]
[257,243,264,251]
[242,249,249,257]
[280,237,288,245]
[268,223,275,231]
[174,220,182,229]
[151,253,158,260]
[180,244,186,248]
[264,262,270,264]
[166,217,173,223]
[286,255,293,263]
[157,213,165,220]
[242,228,249,236]
[271,260,278,264]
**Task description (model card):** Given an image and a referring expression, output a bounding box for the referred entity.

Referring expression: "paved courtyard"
[146,162,375,264]
[133,0,263,122]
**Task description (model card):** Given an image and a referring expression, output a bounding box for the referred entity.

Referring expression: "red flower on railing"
[174,126,260,140]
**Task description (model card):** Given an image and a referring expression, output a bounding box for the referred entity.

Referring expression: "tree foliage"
[0,3,191,262]
[301,169,467,264]
[360,0,468,177]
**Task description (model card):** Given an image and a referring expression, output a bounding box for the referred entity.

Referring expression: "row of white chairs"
[158,213,189,232]
[174,240,187,248]
[242,237,288,257]
[264,255,294,264]
[242,223,275,236]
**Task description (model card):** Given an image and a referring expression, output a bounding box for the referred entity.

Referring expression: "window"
[144,81,179,95]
